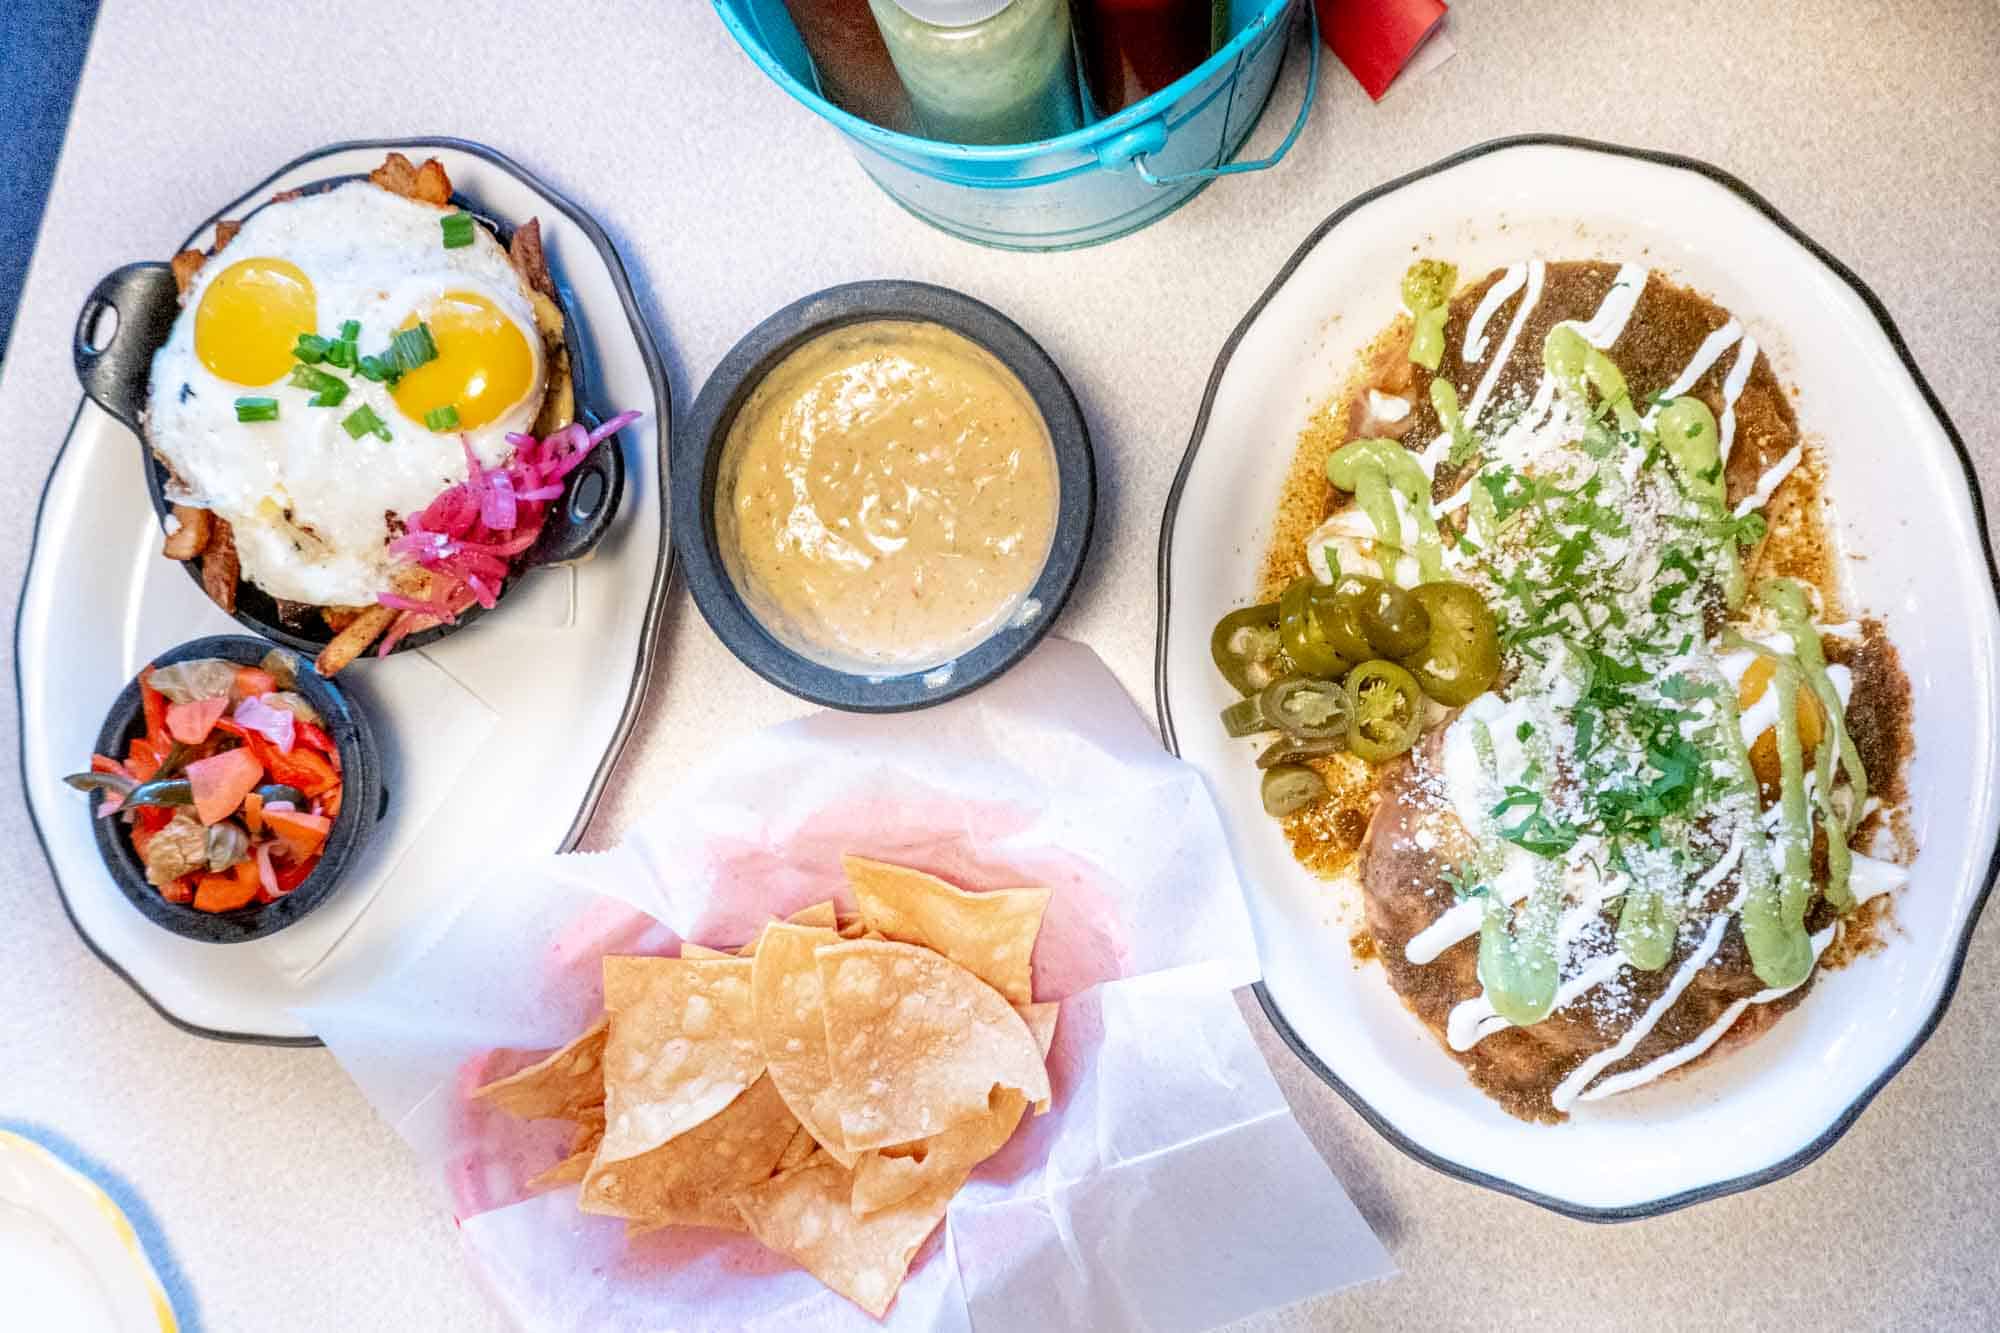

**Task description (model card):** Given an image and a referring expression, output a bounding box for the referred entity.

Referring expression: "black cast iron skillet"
[71,173,625,657]
[89,635,383,944]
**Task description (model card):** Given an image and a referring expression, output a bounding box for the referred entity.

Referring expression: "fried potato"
[369,152,452,206]
[319,605,365,633]
[161,504,210,560]
[170,249,205,297]
[200,519,239,613]
[508,218,558,302]
[314,604,395,676]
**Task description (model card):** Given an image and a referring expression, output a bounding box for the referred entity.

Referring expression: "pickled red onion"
[374,412,638,654]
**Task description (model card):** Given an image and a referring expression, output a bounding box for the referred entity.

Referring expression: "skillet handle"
[527,428,627,567]
[75,262,180,436]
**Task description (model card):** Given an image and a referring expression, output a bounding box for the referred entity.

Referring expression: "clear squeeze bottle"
[866,0,1084,145]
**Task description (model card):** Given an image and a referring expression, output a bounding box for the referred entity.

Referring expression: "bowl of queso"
[675,282,1094,710]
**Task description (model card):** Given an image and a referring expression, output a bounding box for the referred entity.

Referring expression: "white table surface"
[3,2,1997,1329]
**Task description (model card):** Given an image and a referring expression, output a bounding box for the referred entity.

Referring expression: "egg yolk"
[391,291,535,431]
[193,258,318,386]
[1739,653,1825,800]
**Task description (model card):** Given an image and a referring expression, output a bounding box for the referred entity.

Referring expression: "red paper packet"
[1318,0,1448,101]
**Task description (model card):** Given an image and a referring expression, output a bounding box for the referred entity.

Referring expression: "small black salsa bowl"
[71,167,626,658]
[88,636,384,944]
[673,280,1095,712]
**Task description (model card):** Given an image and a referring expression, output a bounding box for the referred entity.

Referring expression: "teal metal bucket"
[713,0,1319,251]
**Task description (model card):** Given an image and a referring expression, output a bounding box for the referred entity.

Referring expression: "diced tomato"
[166,696,230,745]
[133,805,173,834]
[242,791,265,835]
[186,748,264,825]
[318,785,342,820]
[233,667,277,699]
[264,809,331,860]
[159,874,196,905]
[124,736,163,781]
[90,753,124,776]
[274,853,317,894]
[212,716,254,743]
[296,722,341,770]
[259,743,339,798]
[193,859,259,912]
[139,668,168,744]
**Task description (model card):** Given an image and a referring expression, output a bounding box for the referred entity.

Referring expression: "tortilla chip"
[843,856,1048,1004]
[815,940,1051,1152]
[594,956,763,1168]
[582,1075,797,1231]
[775,1122,819,1173]
[734,1153,958,1318]
[1017,1000,1059,1114]
[680,942,734,960]
[471,1015,609,1123]
[848,1003,1054,1213]
[788,901,839,930]
[527,1108,606,1192]
[749,922,854,1167]
[850,1087,1027,1218]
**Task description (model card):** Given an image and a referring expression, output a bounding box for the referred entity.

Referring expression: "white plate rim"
[1151,133,2000,1221]
[13,136,674,1048]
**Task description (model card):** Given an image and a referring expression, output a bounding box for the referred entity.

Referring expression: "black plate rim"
[17,135,675,1046]
[1151,132,2000,1222]
[672,279,1096,713]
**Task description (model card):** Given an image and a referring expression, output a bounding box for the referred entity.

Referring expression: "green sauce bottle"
[867,0,1084,145]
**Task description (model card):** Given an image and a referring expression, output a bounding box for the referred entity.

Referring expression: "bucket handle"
[1123,0,1321,189]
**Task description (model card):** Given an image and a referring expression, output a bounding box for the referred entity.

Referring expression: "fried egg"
[147,181,549,606]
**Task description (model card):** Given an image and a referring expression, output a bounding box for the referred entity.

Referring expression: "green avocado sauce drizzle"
[1326,438,1445,584]
[1403,260,1458,372]
[1717,578,1868,988]
[1430,311,1875,1012]
[1469,719,1563,1025]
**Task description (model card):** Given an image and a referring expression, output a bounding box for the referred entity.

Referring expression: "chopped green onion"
[288,363,349,407]
[342,404,391,441]
[293,333,332,364]
[440,211,476,249]
[356,354,392,383]
[423,404,461,431]
[234,396,279,423]
[325,338,357,371]
[387,323,438,374]
[338,319,360,342]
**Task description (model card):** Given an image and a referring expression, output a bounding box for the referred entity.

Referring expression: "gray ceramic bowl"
[673,280,1095,711]
[87,636,383,944]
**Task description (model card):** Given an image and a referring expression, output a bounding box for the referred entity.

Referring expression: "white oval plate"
[16,139,672,1044]
[0,1130,176,1331]
[1156,136,2000,1218]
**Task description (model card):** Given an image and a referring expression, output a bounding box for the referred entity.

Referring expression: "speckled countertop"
[2,2,1996,1329]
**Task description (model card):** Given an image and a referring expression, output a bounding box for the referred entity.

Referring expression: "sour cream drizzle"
[1576,924,1834,1102]
[1717,334,1759,463]
[1549,886,1745,1113]
[1734,442,1803,517]
[1462,264,1527,365]
[1570,263,1648,348]
[1465,261,1546,427]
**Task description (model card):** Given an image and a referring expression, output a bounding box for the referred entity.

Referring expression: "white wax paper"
[304,639,1392,1330]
